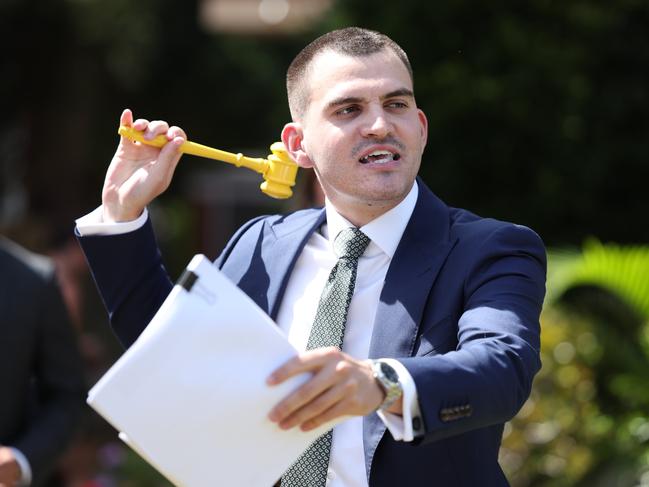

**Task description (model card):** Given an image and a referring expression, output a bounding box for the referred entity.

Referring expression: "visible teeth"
[359,150,399,164]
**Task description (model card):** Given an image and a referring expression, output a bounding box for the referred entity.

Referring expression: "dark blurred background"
[3,0,648,253]
[1,0,648,486]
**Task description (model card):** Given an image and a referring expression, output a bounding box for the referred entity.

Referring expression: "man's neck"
[324,183,418,228]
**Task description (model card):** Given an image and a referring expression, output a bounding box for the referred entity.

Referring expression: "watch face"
[380,362,398,382]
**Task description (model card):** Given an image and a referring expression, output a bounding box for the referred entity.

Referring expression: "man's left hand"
[267,347,388,431]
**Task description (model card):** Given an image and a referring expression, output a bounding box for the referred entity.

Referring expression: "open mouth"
[359,150,401,164]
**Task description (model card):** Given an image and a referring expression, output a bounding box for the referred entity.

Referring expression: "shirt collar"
[323,181,419,259]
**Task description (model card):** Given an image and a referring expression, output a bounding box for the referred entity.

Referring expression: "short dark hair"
[286,27,413,120]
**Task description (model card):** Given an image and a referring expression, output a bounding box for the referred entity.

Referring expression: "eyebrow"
[383,88,415,100]
[325,88,415,110]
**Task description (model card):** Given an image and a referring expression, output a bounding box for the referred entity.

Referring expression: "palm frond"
[546,239,649,321]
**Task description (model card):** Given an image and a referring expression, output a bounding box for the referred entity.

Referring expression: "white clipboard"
[87,254,338,487]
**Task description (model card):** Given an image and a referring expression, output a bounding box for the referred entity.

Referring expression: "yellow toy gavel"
[118,125,298,199]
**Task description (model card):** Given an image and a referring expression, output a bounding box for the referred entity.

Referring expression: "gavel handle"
[118,125,268,174]
[117,125,297,199]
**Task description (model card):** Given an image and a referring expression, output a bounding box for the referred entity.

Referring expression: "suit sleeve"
[77,217,174,347]
[76,214,268,348]
[399,224,546,444]
[13,271,85,486]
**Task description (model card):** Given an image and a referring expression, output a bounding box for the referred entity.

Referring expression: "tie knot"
[334,227,370,260]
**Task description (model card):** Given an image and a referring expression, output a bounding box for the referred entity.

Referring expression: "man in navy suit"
[76,27,545,486]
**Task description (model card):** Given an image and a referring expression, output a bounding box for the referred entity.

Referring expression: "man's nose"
[360,109,392,138]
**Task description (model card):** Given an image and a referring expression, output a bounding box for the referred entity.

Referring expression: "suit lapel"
[263,210,326,320]
[363,181,458,479]
[230,209,325,319]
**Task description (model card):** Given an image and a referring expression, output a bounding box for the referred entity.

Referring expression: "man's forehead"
[306,50,413,100]
[308,48,406,77]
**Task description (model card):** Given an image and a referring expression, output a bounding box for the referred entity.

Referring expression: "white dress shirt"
[274,182,421,487]
[75,182,423,487]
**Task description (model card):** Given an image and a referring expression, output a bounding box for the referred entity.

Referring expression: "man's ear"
[281,122,314,168]
[417,109,429,149]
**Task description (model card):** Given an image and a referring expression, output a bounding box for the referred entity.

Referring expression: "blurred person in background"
[0,235,86,487]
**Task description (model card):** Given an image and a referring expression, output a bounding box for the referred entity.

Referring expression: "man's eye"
[335,106,360,116]
[386,101,408,109]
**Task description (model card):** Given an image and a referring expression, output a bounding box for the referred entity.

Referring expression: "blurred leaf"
[547,239,649,320]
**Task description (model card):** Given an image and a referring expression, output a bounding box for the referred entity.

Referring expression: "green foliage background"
[503,243,649,486]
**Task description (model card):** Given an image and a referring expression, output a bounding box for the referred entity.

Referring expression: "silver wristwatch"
[371,359,403,411]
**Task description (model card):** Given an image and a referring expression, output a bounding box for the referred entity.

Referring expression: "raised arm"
[76,110,188,347]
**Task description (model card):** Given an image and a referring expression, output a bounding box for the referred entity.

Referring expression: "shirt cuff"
[9,447,32,486]
[375,358,423,442]
[75,206,149,236]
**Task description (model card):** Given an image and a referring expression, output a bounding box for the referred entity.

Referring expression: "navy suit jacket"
[78,180,546,486]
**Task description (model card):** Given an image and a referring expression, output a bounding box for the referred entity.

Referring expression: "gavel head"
[261,142,299,199]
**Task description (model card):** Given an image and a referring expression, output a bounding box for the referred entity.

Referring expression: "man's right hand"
[101,109,186,222]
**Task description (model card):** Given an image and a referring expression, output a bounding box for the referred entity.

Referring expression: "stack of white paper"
[88,254,339,487]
